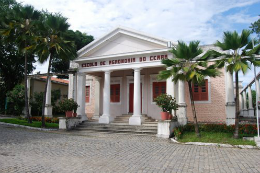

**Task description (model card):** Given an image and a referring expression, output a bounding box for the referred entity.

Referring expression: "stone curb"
[170,138,260,149]
[0,122,58,131]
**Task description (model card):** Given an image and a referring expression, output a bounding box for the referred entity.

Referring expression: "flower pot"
[161,112,169,120]
[73,113,77,117]
[65,111,73,118]
[168,114,173,120]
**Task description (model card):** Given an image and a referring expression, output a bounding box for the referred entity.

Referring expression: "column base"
[255,137,260,147]
[176,104,187,126]
[243,109,249,117]
[92,114,100,120]
[225,102,235,125]
[248,108,254,117]
[99,115,114,124]
[78,114,88,122]
[129,115,144,125]
[44,105,53,118]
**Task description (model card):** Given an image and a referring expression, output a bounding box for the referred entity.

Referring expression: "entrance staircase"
[75,114,158,136]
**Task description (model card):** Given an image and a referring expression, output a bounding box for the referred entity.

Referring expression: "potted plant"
[58,98,78,118]
[154,94,170,120]
[167,96,178,120]
[73,102,79,117]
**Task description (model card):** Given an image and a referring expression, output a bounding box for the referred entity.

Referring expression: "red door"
[129,83,142,113]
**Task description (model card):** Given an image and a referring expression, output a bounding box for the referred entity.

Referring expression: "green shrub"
[58,98,78,112]
[173,123,257,139]
[6,84,25,115]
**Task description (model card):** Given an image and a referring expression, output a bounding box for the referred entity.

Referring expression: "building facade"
[68,27,236,125]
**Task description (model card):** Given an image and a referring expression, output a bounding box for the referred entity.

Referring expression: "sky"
[17,0,260,88]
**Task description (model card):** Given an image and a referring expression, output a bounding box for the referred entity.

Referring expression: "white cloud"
[16,0,260,81]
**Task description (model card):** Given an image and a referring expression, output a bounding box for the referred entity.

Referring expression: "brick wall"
[185,68,226,123]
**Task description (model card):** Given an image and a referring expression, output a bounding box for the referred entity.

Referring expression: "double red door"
[129,83,142,113]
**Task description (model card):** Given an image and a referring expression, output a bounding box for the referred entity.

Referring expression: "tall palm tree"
[35,13,77,127]
[202,30,260,138]
[1,5,41,123]
[158,41,220,137]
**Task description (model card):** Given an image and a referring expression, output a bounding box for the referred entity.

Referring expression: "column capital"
[103,70,112,74]
[77,72,85,77]
[133,67,142,72]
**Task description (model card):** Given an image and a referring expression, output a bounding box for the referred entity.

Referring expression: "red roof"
[40,76,69,84]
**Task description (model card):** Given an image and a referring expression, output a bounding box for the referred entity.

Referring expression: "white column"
[73,74,77,101]
[99,70,113,124]
[166,67,174,97]
[44,76,53,118]
[248,86,254,117]
[68,74,73,99]
[225,67,235,125]
[239,94,243,111]
[256,79,260,101]
[129,68,143,125]
[176,80,187,125]
[242,90,248,117]
[225,71,235,103]
[77,73,87,121]
[93,77,101,119]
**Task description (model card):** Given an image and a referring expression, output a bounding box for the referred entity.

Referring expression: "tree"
[51,30,94,78]
[250,17,260,39]
[0,4,41,122]
[158,41,220,137]
[35,13,77,127]
[202,30,260,138]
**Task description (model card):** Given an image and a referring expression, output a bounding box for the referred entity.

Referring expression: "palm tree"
[158,41,220,137]
[35,13,77,127]
[202,30,260,138]
[1,5,41,123]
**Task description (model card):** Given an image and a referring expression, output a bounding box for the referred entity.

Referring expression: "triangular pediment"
[77,27,169,59]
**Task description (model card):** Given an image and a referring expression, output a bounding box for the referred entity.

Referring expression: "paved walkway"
[0,124,260,173]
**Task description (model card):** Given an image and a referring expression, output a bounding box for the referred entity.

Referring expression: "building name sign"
[82,54,168,68]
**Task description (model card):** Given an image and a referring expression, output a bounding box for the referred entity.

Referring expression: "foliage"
[154,94,178,112]
[6,84,25,115]
[58,98,78,112]
[250,17,260,40]
[202,29,260,138]
[177,131,256,146]
[0,118,58,128]
[175,123,258,137]
[172,127,182,139]
[51,30,94,78]
[30,89,61,116]
[158,40,221,137]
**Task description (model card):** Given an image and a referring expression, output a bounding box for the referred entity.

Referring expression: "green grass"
[178,131,256,146]
[0,118,58,129]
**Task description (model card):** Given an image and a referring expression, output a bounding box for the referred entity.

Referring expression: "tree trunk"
[24,51,31,123]
[41,55,53,128]
[188,81,200,137]
[234,71,240,138]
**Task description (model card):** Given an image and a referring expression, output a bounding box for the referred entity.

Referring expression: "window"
[85,86,90,103]
[192,79,208,101]
[110,84,120,102]
[153,82,166,101]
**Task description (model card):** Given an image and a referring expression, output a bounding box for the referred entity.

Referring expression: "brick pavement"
[0,124,260,173]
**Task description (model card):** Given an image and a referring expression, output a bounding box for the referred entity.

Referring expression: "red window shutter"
[200,79,208,101]
[192,79,208,101]
[153,82,166,101]
[110,84,120,102]
[85,86,90,103]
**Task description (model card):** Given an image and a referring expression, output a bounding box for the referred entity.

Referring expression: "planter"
[73,113,77,117]
[161,112,169,120]
[65,111,73,118]
[168,114,173,120]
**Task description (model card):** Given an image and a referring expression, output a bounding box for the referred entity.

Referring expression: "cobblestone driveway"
[0,125,260,173]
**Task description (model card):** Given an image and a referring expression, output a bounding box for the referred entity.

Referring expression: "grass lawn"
[178,131,256,146]
[0,118,58,129]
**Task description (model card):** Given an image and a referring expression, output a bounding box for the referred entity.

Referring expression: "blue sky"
[17,0,260,88]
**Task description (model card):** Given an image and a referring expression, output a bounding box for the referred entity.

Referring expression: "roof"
[29,75,69,85]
